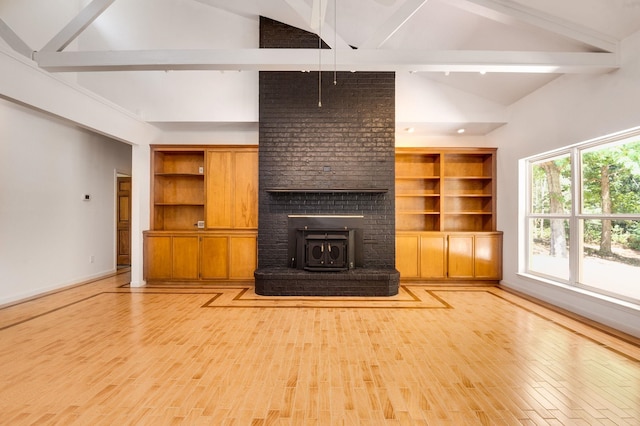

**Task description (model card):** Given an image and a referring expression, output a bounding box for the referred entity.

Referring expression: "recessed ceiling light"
[479,71,486,75]
[457,128,465,134]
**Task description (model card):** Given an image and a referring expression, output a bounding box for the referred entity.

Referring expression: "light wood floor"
[1,271,640,425]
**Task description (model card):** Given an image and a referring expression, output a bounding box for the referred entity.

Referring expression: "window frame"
[522,127,640,304]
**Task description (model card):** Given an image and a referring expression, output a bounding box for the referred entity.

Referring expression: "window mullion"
[570,147,581,286]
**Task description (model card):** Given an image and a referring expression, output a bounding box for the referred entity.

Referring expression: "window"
[524,130,640,304]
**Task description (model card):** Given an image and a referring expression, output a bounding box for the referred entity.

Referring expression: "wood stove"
[301,230,352,271]
[288,215,363,271]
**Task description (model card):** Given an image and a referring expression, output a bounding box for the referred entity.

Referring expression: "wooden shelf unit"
[152,149,205,231]
[395,148,502,282]
[145,145,258,282]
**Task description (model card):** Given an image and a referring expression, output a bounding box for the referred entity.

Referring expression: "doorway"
[117,175,131,267]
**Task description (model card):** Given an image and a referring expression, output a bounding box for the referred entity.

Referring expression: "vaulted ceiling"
[2,0,640,136]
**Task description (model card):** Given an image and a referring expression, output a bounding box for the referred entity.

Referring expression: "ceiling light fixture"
[457,128,466,134]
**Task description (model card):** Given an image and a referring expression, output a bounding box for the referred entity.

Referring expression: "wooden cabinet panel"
[233,152,259,229]
[206,151,233,228]
[447,235,474,278]
[229,236,257,279]
[206,149,259,229]
[200,236,229,279]
[420,235,446,279]
[145,236,172,280]
[474,234,502,279]
[172,236,199,279]
[396,235,420,278]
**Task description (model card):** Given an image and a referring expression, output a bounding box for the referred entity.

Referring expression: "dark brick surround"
[255,17,399,296]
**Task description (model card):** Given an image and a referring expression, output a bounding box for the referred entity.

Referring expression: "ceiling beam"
[309,0,328,32]
[34,48,619,74]
[285,0,350,49]
[360,0,429,49]
[0,18,33,58]
[40,0,117,52]
[443,0,618,53]
[0,47,158,145]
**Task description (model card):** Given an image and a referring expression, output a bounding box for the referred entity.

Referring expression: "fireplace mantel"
[266,188,388,194]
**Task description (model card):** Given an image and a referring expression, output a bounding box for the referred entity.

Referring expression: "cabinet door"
[229,236,257,279]
[474,234,502,279]
[206,151,233,228]
[396,235,420,278]
[447,234,474,278]
[172,236,199,280]
[233,151,259,229]
[145,235,172,280]
[200,236,229,279]
[420,234,446,279]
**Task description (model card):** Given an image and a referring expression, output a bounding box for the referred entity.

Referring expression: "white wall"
[0,99,131,305]
[489,30,640,337]
[75,0,259,123]
[396,72,507,126]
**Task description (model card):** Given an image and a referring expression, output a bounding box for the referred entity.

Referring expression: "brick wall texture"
[258,18,396,270]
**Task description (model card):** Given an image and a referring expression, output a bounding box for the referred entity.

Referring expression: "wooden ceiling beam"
[360,0,430,49]
[443,0,619,53]
[40,0,117,53]
[0,18,33,58]
[34,48,618,73]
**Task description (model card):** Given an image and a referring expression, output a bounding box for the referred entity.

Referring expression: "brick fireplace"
[253,17,399,296]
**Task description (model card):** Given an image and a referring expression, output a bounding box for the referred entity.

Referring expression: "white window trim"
[521,126,640,305]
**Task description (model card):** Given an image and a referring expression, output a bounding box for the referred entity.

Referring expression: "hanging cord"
[318,0,322,107]
[334,0,337,85]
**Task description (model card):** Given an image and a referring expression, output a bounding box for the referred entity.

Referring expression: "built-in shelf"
[266,188,388,194]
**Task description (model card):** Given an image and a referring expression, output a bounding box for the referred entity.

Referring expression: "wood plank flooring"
[1,270,639,425]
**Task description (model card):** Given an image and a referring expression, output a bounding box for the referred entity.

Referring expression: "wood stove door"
[304,234,348,270]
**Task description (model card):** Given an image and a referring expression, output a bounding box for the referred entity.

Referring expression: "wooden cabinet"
[396,234,420,278]
[474,233,503,279]
[145,235,172,280]
[200,236,229,279]
[172,236,200,280]
[395,148,501,282]
[447,234,475,279]
[395,232,502,282]
[206,149,258,229]
[144,145,258,282]
[144,234,199,281]
[420,234,447,279]
[200,235,258,280]
[144,232,257,281]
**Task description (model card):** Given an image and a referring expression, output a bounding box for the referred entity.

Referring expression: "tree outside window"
[525,134,640,303]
